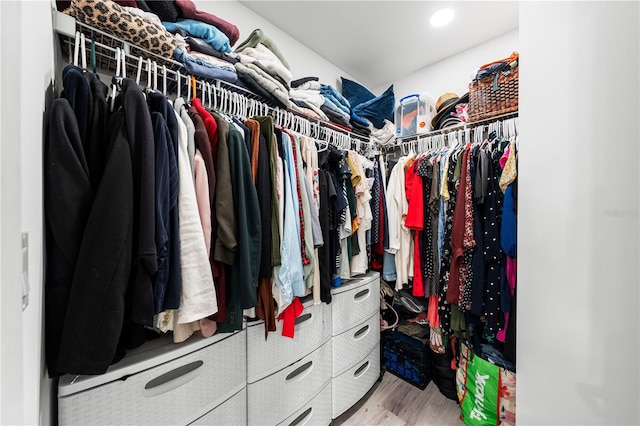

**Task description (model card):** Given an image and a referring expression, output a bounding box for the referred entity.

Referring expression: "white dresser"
[330,272,381,420]
[57,272,381,425]
[246,297,332,426]
[58,330,247,426]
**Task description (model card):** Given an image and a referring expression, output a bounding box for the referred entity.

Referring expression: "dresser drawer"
[247,340,332,425]
[332,311,380,377]
[277,381,331,426]
[331,272,380,336]
[58,331,247,425]
[189,387,246,426]
[331,343,380,419]
[247,299,331,383]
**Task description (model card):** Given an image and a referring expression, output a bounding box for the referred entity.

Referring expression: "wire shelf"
[54,13,374,150]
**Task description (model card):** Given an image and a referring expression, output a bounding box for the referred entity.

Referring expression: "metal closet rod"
[62,23,373,150]
[394,111,519,144]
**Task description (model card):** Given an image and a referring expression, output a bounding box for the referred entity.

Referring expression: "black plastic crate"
[381,330,431,390]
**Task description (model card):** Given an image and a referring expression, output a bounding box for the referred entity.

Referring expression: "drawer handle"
[354,324,370,339]
[294,313,312,326]
[288,407,313,426]
[354,288,370,301]
[143,360,203,397]
[354,361,370,378]
[286,361,313,381]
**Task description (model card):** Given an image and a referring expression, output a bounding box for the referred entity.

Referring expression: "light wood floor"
[333,371,462,426]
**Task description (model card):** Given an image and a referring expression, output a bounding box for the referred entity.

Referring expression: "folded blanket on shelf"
[174,48,238,83]
[351,85,395,129]
[235,29,290,70]
[237,44,292,85]
[349,111,370,128]
[65,0,178,59]
[289,89,325,108]
[189,52,236,70]
[289,103,323,121]
[240,61,289,95]
[341,77,395,129]
[350,121,371,138]
[368,118,395,146]
[235,62,291,108]
[236,74,287,109]
[291,76,319,89]
[163,19,231,53]
[140,0,180,22]
[321,104,351,129]
[182,61,239,85]
[320,84,350,112]
[322,97,350,119]
[186,37,239,64]
[175,0,240,46]
[322,91,350,115]
[291,99,329,121]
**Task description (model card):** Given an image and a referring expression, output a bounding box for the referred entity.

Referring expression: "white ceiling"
[239,1,519,89]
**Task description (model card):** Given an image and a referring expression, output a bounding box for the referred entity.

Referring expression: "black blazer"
[56,111,134,375]
[44,98,92,378]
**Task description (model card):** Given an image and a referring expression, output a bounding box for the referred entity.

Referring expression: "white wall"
[0,1,25,424]
[518,2,639,425]
[0,1,54,425]
[374,29,518,102]
[21,2,55,425]
[198,0,354,87]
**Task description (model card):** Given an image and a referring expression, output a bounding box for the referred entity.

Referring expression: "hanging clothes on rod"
[374,113,519,363]
[46,30,386,378]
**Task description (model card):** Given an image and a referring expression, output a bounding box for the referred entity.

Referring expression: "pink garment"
[506,256,517,291]
[497,256,517,342]
[500,146,510,169]
[194,149,212,255]
[175,0,240,46]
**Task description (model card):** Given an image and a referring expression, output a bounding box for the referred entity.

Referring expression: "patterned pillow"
[66,0,178,59]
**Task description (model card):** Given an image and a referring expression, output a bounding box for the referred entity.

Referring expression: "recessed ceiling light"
[429,8,455,28]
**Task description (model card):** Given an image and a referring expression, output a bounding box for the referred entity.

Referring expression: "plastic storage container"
[382,330,431,390]
[395,92,436,137]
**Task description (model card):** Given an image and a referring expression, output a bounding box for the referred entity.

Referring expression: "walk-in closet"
[0,1,638,426]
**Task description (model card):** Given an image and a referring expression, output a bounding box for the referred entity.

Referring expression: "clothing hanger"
[73,31,80,68]
[162,65,167,96]
[135,56,143,87]
[176,69,182,100]
[152,61,158,92]
[109,47,120,112]
[80,33,87,71]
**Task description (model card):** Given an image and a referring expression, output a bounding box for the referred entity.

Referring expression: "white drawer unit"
[246,298,331,383]
[189,387,246,426]
[331,272,380,336]
[332,311,380,377]
[247,340,332,426]
[276,382,332,426]
[331,343,381,420]
[58,331,247,426]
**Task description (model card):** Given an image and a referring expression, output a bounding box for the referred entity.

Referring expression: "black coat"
[44,98,92,378]
[55,109,134,375]
[117,79,157,349]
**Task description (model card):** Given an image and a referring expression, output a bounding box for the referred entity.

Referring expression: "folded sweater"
[163,19,231,53]
[234,62,291,109]
[289,88,325,108]
[235,29,289,70]
[175,0,240,46]
[238,44,292,85]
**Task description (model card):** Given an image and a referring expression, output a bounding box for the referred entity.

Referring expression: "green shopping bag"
[459,344,500,426]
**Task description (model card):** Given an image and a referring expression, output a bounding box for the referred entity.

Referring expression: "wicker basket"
[468,65,519,122]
